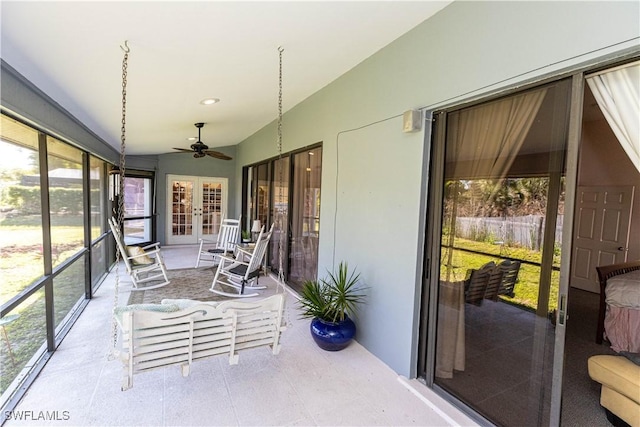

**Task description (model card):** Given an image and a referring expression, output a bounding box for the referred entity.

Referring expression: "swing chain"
[276,47,286,287]
[110,43,129,356]
[276,46,283,156]
[119,48,127,225]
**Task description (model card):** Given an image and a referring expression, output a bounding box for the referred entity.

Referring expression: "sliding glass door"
[243,144,322,288]
[423,79,576,426]
[289,147,322,286]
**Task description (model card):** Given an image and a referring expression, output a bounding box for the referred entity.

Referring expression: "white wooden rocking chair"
[210,224,274,298]
[194,215,241,268]
[109,217,170,290]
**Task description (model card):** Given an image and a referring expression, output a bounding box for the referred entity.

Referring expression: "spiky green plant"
[299,262,366,323]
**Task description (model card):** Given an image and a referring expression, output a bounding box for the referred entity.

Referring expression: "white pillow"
[126,246,153,265]
[114,303,180,316]
[605,270,640,308]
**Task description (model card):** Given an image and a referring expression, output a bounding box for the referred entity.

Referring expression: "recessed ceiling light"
[200,98,220,105]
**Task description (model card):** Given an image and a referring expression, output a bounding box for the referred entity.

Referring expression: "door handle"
[618,247,626,251]
[558,294,567,326]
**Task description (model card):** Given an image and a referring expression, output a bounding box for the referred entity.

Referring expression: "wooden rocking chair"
[210,224,274,298]
[194,215,241,268]
[109,217,170,290]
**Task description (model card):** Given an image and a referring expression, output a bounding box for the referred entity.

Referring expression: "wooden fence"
[455,215,563,250]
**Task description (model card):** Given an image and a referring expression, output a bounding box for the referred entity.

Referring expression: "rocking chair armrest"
[235,245,255,257]
[218,254,249,266]
[198,238,215,244]
[141,242,161,251]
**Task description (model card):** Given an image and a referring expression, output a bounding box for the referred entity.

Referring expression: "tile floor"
[5,245,477,427]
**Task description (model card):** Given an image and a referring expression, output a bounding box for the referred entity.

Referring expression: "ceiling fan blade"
[172,148,193,153]
[204,150,232,161]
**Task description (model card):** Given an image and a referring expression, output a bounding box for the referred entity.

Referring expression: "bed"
[595,260,640,353]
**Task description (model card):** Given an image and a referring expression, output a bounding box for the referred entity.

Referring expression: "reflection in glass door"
[270,157,290,277]
[427,80,572,426]
[253,163,270,230]
[289,147,322,287]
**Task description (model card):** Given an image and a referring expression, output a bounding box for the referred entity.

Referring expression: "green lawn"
[0,215,98,395]
[442,237,560,312]
[1,221,99,304]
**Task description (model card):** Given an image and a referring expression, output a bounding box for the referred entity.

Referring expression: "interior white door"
[571,185,634,292]
[166,175,227,245]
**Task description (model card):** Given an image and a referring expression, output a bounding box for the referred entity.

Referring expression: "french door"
[166,175,227,245]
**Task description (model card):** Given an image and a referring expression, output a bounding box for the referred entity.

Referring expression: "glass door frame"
[122,169,156,246]
[418,74,584,426]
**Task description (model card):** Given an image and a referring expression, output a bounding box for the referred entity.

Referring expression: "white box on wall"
[403,110,422,133]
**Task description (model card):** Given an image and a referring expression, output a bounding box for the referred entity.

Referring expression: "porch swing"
[109,43,288,390]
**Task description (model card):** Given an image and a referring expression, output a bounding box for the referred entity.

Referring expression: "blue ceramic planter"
[310,316,356,351]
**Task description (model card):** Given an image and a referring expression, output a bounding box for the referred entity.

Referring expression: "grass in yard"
[441,237,560,312]
[1,219,98,304]
[0,215,98,395]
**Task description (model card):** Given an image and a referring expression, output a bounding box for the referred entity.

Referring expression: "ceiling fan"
[172,123,232,160]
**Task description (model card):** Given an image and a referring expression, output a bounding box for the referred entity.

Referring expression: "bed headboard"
[594,260,640,345]
[596,260,640,287]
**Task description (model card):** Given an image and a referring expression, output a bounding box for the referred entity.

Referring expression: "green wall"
[235,1,640,377]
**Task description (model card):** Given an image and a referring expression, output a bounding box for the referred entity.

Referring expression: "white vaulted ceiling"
[1,1,452,155]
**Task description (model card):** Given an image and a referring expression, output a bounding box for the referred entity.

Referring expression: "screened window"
[47,137,84,267]
[0,115,43,303]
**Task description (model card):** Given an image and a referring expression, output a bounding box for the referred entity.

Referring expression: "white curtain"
[448,87,548,180]
[442,88,547,281]
[587,61,640,173]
